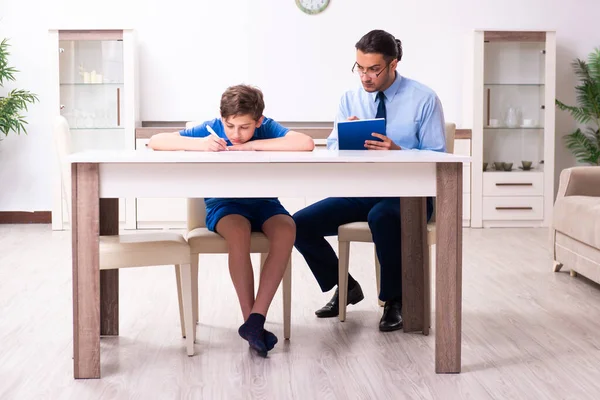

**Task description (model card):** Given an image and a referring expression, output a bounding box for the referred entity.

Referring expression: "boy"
[149,84,314,356]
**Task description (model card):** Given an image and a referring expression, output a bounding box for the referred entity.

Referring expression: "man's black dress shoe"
[379,298,403,332]
[315,282,364,318]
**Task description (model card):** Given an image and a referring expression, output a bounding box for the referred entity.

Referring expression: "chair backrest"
[185,121,207,231]
[54,115,73,224]
[186,121,202,130]
[444,122,455,154]
[429,122,457,223]
[187,198,207,231]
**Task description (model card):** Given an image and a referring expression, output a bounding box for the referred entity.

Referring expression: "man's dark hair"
[220,84,265,121]
[355,30,403,63]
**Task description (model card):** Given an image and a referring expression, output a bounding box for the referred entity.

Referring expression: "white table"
[68,148,469,378]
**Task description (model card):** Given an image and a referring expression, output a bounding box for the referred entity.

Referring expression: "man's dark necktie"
[376,91,386,121]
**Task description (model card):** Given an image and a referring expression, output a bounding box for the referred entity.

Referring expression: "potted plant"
[556,48,600,165]
[0,38,38,140]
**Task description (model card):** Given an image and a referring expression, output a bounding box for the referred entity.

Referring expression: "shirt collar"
[367,71,402,104]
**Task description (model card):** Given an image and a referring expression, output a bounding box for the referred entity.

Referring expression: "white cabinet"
[482,171,544,196]
[469,30,556,228]
[50,29,139,230]
[482,196,544,221]
[136,198,187,229]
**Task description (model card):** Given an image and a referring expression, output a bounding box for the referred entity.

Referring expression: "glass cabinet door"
[59,38,127,152]
[482,40,546,172]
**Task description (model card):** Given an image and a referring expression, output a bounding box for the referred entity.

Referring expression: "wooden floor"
[1,225,600,399]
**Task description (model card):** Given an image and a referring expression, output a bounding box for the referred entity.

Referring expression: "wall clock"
[295,0,330,15]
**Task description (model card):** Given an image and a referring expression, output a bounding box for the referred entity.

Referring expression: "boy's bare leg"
[236,214,295,356]
[253,215,296,316]
[216,214,270,356]
[215,215,254,320]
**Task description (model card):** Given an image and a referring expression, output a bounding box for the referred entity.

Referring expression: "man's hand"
[345,116,400,150]
[364,133,401,150]
[202,135,228,152]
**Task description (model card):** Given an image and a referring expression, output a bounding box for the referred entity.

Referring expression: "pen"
[206,125,228,151]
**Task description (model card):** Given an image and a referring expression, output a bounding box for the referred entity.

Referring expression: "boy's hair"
[355,30,403,63]
[220,84,265,121]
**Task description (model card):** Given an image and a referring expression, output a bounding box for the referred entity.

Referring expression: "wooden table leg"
[400,197,428,333]
[100,198,119,336]
[435,162,463,374]
[72,163,101,378]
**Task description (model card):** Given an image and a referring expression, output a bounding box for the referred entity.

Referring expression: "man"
[293,29,446,332]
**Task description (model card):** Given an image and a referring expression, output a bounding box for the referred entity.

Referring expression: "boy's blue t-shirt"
[179,117,289,209]
[179,117,288,144]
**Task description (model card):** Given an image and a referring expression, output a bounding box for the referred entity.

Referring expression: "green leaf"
[564,129,600,165]
[0,38,38,137]
[0,38,18,86]
[556,47,600,164]
[556,99,590,124]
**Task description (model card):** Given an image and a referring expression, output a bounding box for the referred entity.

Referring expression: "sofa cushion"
[554,196,600,249]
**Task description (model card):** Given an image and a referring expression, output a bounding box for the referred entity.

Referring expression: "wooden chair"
[337,122,457,336]
[54,115,196,356]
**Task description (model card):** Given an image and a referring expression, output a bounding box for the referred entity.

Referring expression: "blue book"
[337,118,386,150]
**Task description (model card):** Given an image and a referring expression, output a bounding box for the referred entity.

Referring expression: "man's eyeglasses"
[352,62,389,78]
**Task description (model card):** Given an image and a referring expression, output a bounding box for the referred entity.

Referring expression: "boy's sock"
[263,329,278,350]
[238,313,268,357]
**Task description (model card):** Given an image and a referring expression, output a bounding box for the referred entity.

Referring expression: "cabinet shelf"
[70,127,124,131]
[483,169,544,174]
[484,83,544,87]
[60,83,123,86]
[484,127,544,130]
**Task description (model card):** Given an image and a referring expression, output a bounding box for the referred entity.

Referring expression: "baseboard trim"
[0,211,52,224]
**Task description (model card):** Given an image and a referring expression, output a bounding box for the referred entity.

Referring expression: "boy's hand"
[364,133,401,150]
[229,141,254,151]
[202,135,228,152]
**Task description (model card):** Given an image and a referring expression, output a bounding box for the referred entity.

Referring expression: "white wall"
[0,0,593,211]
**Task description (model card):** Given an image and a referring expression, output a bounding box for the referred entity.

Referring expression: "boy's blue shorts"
[205,198,290,233]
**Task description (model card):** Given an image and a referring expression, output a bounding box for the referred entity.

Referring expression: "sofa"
[552,166,600,284]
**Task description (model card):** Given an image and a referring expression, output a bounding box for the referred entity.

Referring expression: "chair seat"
[100,232,190,270]
[338,221,436,245]
[186,227,270,254]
